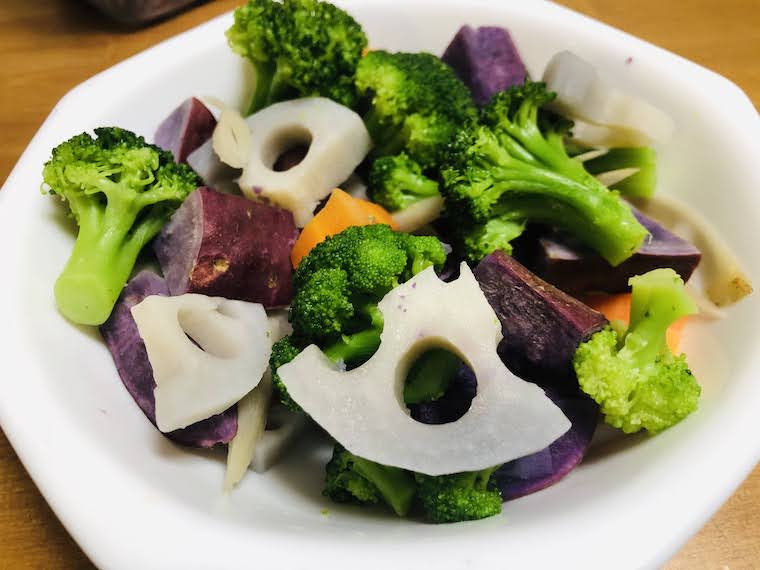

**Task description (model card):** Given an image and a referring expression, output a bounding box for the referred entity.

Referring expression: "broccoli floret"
[573,268,700,434]
[582,147,658,198]
[355,51,477,168]
[41,127,198,326]
[270,336,303,411]
[368,152,440,212]
[226,0,367,115]
[415,467,502,523]
[324,444,416,516]
[440,80,647,266]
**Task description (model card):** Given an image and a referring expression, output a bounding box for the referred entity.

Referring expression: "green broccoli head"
[573,268,701,434]
[291,225,446,347]
[323,444,416,516]
[415,468,502,523]
[269,336,304,412]
[42,127,198,325]
[226,0,367,115]
[368,152,440,212]
[440,80,647,265]
[355,50,476,167]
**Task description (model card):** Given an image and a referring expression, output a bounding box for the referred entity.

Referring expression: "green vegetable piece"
[270,336,304,411]
[403,348,464,405]
[226,0,368,115]
[323,444,416,516]
[42,127,198,325]
[583,147,657,198]
[415,467,503,523]
[368,152,440,212]
[441,80,648,265]
[573,268,700,434]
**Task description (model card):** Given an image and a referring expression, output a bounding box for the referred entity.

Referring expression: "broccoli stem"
[247,62,276,116]
[54,201,162,325]
[403,348,464,404]
[323,328,382,364]
[350,455,416,516]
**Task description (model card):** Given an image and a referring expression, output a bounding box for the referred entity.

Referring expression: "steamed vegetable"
[131,294,271,432]
[573,268,700,433]
[495,389,599,501]
[238,97,372,226]
[100,271,237,448]
[324,444,416,516]
[440,81,648,265]
[368,152,440,213]
[474,251,607,387]
[42,127,198,325]
[523,207,701,296]
[415,468,502,523]
[442,25,528,106]
[154,97,217,164]
[290,188,397,268]
[226,0,367,115]
[154,187,298,307]
[271,224,446,410]
[277,263,571,475]
[542,51,675,145]
[582,147,657,198]
[355,50,477,168]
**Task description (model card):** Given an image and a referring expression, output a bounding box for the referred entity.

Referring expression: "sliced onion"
[203,96,252,169]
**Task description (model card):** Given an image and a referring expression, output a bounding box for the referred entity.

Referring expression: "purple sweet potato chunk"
[442,25,528,105]
[99,271,237,447]
[495,389,599,501]
[154,187,298,307]
[155,97,216,164]
[474,251,607,388]
[525,208,702,295]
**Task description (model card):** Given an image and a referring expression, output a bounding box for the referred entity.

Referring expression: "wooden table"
[1,0,758,567]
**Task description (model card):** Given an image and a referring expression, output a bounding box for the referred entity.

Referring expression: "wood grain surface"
[1,0,758,568]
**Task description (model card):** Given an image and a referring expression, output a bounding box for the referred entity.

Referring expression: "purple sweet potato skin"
[442,25,528,105]
[155,97,216,164]
[100,270,237,447]
[154,187,298,307]
[474,251,607,388]
[526,208,702,295]
[495,389,599,501]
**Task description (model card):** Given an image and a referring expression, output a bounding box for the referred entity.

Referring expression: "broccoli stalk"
[573,268,700,434]
[415,467,503,523]
[355,51,477,169]
[42,128,197,325]
[324,444,417,516]
[368,152,440,212]
[582,146,658,199]
[403,348,464,404]
[441,81,648,265]
[226,0,367,115]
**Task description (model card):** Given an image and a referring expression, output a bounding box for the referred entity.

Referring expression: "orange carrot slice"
[585,293,688,353]
[290,188,397,268]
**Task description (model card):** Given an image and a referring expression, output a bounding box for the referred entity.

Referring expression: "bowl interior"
[5,1,760,567]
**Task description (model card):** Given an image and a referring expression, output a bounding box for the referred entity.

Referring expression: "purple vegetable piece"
[495,389,599,501]
[526,208,702,295]
[474,251,607,388]
[100,271,237,447]
[154,187,298,307]
[408,365,477,425]
[154,97,216,164]
[442,25,528,105]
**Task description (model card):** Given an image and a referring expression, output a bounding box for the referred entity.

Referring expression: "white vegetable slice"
[204,96,252,170]
[543,51,675,144]
[251,406,310,473]
[595,167,641,188]
[131,294,270,432]
[632,195,753,307]
[569,120,653,148]
[391,195,444,233]
[238,97,372,227]
[278,263,570,476]
[186,139,240,195]
[223,310,293,488]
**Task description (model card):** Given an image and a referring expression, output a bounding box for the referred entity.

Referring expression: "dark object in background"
[100,271,238,447]
[408,365,477,425]
[154,98,216,164]
[86,0,203,25]
[154,187,299,308]
[442,25,528,106]
[495,388,599,501]
[521,208,702,296]
[474,251,607,389]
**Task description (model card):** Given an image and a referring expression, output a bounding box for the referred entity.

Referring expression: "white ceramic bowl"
[1,1,759,568]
